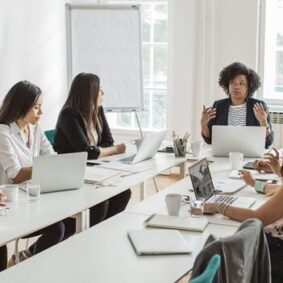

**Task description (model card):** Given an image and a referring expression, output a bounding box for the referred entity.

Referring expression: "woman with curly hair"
[201,62,273,148]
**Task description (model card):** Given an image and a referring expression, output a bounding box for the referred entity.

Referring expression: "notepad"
[128,229,192,255]
[144,214,208,232]
[84,167,121,184]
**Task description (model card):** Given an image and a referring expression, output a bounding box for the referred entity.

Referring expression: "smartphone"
[243,161,254,170]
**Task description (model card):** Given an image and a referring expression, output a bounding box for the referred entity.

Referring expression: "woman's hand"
[201,105,216,138]
[115,143,126,154]
[253,103,268,125]
[238,170,256,187]
[201,105,216,127]
[253,159,273,173]
[263,148,281,176]
[203,203,218,214]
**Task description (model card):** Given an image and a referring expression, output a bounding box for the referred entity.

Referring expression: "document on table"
[84,167,122,184]
[98,161,151,174]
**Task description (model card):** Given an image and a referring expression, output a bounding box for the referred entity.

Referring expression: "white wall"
[168,0,260,141]
[0,0,260,141]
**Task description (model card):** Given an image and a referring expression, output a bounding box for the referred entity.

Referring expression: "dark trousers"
[0,245,7,271]
[266,233,283,283]
[24,221,65,255]
[89,189,131,226]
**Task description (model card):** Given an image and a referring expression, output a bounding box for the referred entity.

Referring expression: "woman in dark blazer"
[201,62,274,148]
[54,73,131,226]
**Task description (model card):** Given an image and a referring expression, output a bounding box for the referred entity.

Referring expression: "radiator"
[270,111,283,148]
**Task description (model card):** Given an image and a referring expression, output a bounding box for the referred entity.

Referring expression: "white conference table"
[0,153,187,246]
[0,212,236,283]
[0,156,271,282]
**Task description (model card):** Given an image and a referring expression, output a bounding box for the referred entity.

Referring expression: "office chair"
[44,129,55,145]
[190,219,271,283]
[189,254,220,283]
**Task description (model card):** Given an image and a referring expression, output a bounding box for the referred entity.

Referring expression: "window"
[106,0,168,131]
[261,0,283,103]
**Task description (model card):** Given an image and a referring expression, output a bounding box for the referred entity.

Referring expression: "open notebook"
[128,229,192,255]
[144,214,208,232]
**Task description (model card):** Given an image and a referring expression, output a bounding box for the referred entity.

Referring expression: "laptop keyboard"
[207,195,237,205]
[119,154,136,163]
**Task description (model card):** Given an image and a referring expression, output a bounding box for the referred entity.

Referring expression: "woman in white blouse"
[204,170,283,283]
[0,81,73,268]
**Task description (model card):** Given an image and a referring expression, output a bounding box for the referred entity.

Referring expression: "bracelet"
[217,203,228,214]
[254,180,266,194]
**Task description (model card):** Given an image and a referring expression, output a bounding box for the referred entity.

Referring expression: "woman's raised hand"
[253,103,268,125]
[201,105,216,128]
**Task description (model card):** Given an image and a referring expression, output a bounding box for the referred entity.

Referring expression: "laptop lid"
[211,126,265,157]
[132,130,167,164]
[188,158,216,201]
[32,152,87,193]
[127,229,192,255]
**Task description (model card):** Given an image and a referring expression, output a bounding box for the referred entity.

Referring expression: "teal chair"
[189,254,221,283]
[45,129,55,145]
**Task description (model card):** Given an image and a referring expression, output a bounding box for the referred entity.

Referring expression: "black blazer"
[54,106,114,159]
[202,98,274,148]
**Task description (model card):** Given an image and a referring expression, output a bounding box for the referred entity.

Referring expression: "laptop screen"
[188,158,215,200]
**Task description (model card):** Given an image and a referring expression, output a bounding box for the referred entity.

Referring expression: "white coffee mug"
[191,141,202,157]
[1,184,19,202]
[229,152,244,170]
[165,193,182,216]
[131,138,143,150]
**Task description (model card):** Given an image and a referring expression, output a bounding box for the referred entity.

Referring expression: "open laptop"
[119,130,167,164]
[127,229,191,255]
[188,158,255,208]
[212,125,266,157]
[28,152,87,193]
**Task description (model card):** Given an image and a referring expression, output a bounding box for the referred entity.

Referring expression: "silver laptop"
[127,229,192,255]
[188,158,255,208]
[212,126,266,157]
[119,130,167,164]
[31,152,87,193]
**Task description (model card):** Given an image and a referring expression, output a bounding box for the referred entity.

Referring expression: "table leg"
[179,161,187,179]
[74,209,89,233]
[140,181,147,201]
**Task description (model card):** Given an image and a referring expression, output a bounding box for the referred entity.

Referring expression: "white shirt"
[0,122,54,184]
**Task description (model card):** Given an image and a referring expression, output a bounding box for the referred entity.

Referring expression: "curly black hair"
[218,62,261,98]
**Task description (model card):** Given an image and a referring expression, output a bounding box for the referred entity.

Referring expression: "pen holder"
[173,139,187,157]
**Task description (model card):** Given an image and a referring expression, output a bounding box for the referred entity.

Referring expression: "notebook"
[188,158,255,208]
[212,125,266,157]
[84,167,121,184]
[144,214,208,232]
[127,229,192,255]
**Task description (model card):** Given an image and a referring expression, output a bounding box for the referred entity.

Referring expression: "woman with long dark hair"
[0,81,73,268]
[54,73,131,226]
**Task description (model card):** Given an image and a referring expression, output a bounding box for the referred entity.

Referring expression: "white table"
[0,212,236,283]
[0,153,187,246]
[0,156,270,282]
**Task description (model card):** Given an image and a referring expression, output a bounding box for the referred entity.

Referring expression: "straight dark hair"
[0,81,41,124]
[63,73,102,143]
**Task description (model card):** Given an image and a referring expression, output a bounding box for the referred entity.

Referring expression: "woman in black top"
[54,73,131,226]
[201,62,273,148]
